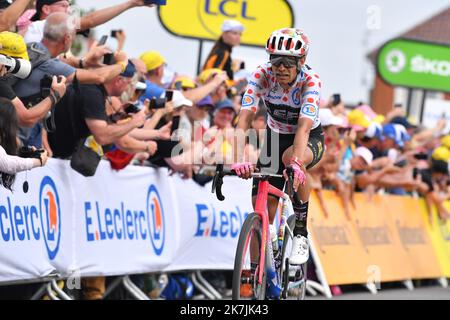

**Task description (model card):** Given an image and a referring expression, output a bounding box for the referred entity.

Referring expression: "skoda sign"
[377,38,450,92]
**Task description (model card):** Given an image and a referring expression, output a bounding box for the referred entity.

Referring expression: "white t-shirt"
[24,20,45,43]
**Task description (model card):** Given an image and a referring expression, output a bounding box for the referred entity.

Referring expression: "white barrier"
[0,159,254,284]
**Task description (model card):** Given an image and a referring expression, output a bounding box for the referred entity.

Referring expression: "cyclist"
[232,28,324,295]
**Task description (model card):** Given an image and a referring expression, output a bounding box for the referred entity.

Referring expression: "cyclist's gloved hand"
[231,162,253,179]
[283,157,307,192]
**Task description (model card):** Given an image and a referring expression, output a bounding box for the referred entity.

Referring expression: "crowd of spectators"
[0,0,448,300]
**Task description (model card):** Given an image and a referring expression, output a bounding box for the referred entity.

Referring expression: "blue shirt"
[13,42,75,99]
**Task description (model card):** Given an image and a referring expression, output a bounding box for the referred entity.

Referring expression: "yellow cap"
[347,109,370,129]
[172,75,196,89]
[432,146,450,162]
[139,50,165,72]
[198,68,223,85]
[0,32,29,60]
[373,114,385,124]
[441,135,450,149]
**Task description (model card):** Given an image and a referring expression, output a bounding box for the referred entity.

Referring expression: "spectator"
[0,0,33,32]
[139,50,166,102]
[24,0,155,43]
[203,98,236,165]
[0,97,48,191]
[47,61,153,159]
[0,31,67,128]
[13,12,127,148]
[198,68,228,105]
[203,19,244,80]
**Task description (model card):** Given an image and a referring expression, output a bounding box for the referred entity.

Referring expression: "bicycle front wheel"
[232,212,267,300]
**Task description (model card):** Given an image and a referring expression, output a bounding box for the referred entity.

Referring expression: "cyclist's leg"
[282,126,325,264]
[282,147,313,236]
[281,125,324,235]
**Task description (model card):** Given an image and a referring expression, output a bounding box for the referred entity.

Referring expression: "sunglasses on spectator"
[270,55,300,68]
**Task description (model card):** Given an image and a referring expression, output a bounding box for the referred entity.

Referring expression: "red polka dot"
[306,76,312,81]
[307,98,314,103]
[255,73,261,79]
[314,74,320,79]
[283,97,288,102]
[256,93,261,97]
[263,82,268,88]
[248,89,253,94]
[284,89,289,94]
[318,82,322,88]
[308,82,315,87]
[251,107,257,113]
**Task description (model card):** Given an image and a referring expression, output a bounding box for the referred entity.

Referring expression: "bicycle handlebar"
[212,164,302,204]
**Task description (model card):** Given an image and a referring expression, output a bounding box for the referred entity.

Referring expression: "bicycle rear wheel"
[232,213,267,300]
[280,214,307,300]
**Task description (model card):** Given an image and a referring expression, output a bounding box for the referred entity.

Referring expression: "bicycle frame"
[253,179,295,287]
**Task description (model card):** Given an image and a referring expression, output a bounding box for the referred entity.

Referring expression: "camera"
[0,54,31,79]
[18,146,44,159]
[149,98,167,109]
[124,102,141,114]
[332,93,341,106]
[103,53,115,65]
[110,30,122,38]
[414,153,428,160]
[144,0,167,5]
[40,74,53,98]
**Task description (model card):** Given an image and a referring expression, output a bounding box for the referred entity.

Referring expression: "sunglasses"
[270,55,300,68]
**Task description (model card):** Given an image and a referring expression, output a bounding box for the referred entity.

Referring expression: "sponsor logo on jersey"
[302,104,317,117]
[242,95,255,107]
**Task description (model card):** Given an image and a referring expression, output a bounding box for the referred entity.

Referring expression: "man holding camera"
[0,31,67,129]
[47,60,156,159]
[12,12,131,149]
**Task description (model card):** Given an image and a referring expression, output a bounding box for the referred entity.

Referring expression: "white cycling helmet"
[265,28,310,57]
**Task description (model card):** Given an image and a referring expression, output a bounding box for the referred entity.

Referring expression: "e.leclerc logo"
[39,176,62,260]
[84,184,165,256]
[385,49,406,73]
[147,185,165,256]
[0,176,61,260]
[195,204,249,238]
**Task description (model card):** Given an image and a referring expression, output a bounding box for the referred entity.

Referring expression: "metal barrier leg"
[365,282,378,294]
[403,279,414,291]
[30,282,49,300]
[46,282,60,300]
[305,281,318,296]
[51,280,72,300]
[438,277,448,288]
[190,272,215,300]
[103,276,123,299]
[195,271,222,300]
[122,276,150,300]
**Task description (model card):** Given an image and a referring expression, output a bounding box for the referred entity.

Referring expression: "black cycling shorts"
[251,125,325,197]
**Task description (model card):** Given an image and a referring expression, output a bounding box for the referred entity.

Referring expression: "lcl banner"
[158,0,294,47]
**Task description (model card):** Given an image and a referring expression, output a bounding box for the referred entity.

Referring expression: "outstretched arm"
[80,0,154,31]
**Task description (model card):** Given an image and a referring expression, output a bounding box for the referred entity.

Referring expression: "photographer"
[0,31,67,127]
[0,97,48,191]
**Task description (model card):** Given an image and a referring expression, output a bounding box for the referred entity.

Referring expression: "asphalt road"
[308,286,450,300]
